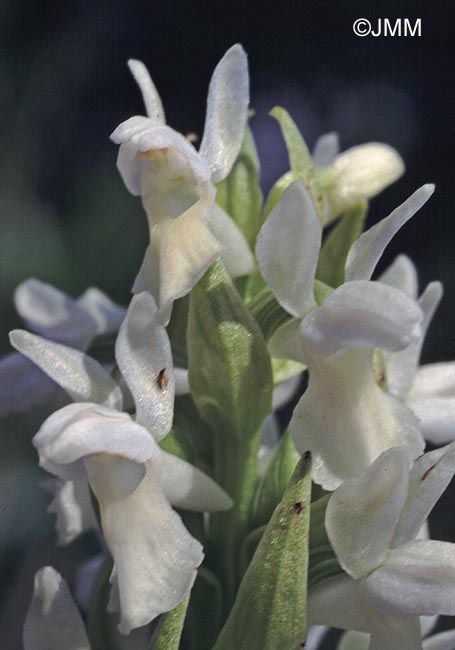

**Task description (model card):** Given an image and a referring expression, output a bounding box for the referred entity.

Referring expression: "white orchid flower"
[379,254,455,446]
[308,444,455,649]
[312,131,405,223]
[11,292,232,633]
[110,44,254,319]
[0,278,126,416]
[23,566,92,650]
[256,181,434,488]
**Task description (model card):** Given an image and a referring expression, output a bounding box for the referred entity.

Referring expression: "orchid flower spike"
[10,292,232,634]
[110,44,254,320]
[23,566,91,650]
[379,254,455,446]
[309,444,455,650]
[0,278,126,416]
[312,132,405,223]
[256,181,435,489]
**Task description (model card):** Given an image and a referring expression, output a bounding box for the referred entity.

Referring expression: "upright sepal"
[212,453,312,650]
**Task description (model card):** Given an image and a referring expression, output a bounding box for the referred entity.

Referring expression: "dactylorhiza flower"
[312,131,405,224]
[10,292,232,634]
[308,444,455,650]
[110,44,254,320]
[0,278,125,416]
[256,180,435,489]
[23,567,92,650]
[379,254,455,445]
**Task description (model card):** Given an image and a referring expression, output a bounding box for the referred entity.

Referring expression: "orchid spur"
[11,292,232,634]
[110,44,254,320]
[256,180,434,489]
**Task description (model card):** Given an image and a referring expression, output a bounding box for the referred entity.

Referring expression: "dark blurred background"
[0,0,454,647]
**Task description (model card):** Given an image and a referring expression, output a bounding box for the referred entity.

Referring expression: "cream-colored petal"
[48,478,97,545]
[127,59,165,123]
[313,132,340,167]
[290,348,424,490]
[85,455,203,634]
[78,288,126,335]
[379,254,418,298]
[206,203,254,277]
[23,566,91,650]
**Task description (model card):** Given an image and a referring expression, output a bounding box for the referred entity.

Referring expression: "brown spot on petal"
[157,368,168,390]
[421,464,436,481]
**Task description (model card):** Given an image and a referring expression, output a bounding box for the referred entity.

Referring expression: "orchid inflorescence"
[3,44,455,650]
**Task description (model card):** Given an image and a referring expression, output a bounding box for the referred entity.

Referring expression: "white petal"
[299,281,423,357]
[365,540,455,617]
[23,566,90,650]
[409,363,455,441]
[424,630,455,650]
[384,282,443,399]
[115,292,174,440]
[290,348,424,490]
[127,59,165,123]
[366,615,422,650]
[48,478,97,545]
[174,368,190,395]
[85,455,203,634]
[256,182,321,318]
[206,203,254,277]
[9,330,122,409]
[379,254,418,298]
[272,374,301,409]
[392,442,455,547]
[14,278,98,349]
[153,206,221,312]
[345,185,435,282]
[326,447,410,578]
[159,452,232,511]
[0,352,57,415]
[34,403,160,480]
[412,362,455,399]
[337,631,370,650]
[308,574,370,632]
[199,44,249,183]
[313,132,340,167]
[330,142,404,202]
[78,288,126,335]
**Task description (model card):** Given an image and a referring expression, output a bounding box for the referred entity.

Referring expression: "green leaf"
[251,430,300,528]
[246,285,293,340]
[216,126,263,249]
[212,453,312,650]
[316,202,367,287]
[187,262,273,610]
[313,279,334,304]
[149,596,189,650]
[185,567,223,650]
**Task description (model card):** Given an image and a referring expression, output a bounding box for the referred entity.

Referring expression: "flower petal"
[9,330,123,409]
[326,447,410,578]
[407,363,455,444]
[299,281,423,357]
[206,203,254,277]
[14,278,98,349]
[379,254,418,298]
[127,59,165,123]
[199,44,249,183]
[48,478,97,545]
[366,615,422,650]
[115,292,174,440]
[78,288,126,335]
[256,181,321,318]
[329,142,404,205]
[383,282,443,399]
[268,318,306,363]
[85,455,203,634]
[391,442,455,547]
[313,132,340,167]
[34,403,160,480]
[308,574,370,632]
[0,352,57,415]
[159,452,233,511]
[365,540,455,618]
[290,349,423,490]
[345,185,435,282]
[23,566,91,650]
[174,367,190,395]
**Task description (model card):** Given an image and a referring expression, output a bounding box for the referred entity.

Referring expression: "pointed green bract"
[149,595,189,650]
[316,202,367,287]
[212,453,312,650]
[216,126,263,248]
[252,430,300,528]
[247,285,293,340]
[187,261,273,608]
